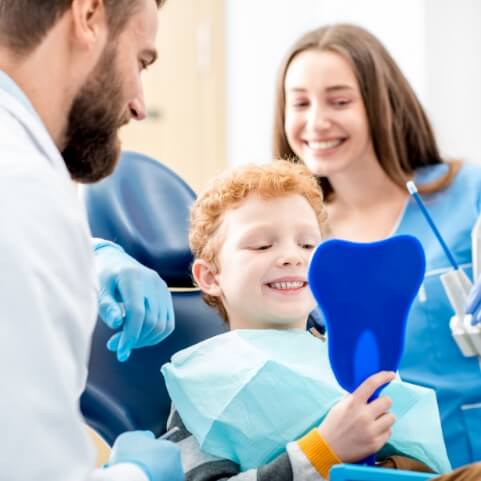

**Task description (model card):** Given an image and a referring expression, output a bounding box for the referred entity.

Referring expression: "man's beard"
[62,47,126,183]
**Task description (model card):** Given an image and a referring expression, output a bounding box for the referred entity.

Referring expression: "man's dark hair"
[0,0,165,55]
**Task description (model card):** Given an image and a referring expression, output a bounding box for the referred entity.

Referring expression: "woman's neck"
[328,157,407,213]
[325,158,409,241]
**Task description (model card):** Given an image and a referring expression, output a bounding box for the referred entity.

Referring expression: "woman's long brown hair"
[272,24,458,201]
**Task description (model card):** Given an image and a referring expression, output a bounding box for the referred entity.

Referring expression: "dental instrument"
[406,181,458,270]
[471,214,481,285]
[159,427,180,440]
[406,181,481,357]
[463,213,481,353]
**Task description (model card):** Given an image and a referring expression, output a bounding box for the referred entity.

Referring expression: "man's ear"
[70,0,108,51]
[192,259,222,297]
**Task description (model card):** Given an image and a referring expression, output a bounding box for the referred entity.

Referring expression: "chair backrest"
[80,151,226,444]
[83,150,196,287]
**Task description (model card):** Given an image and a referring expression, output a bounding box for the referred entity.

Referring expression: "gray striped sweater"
[165,409,328,481]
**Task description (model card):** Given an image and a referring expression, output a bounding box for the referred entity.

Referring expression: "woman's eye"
[301,243,315,250]
[289,99,309,109]
[331,98,351,108]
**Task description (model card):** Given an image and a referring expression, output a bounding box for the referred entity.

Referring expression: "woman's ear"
[192,259,222,297]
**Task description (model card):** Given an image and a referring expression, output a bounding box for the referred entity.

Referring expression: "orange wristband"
[298,429,342,479]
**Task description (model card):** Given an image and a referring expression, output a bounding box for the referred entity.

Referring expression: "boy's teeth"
[270,281,304,290]
[308,139,342,150]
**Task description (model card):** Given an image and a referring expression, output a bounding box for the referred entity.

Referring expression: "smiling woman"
[283,49,374,187]
[273,24,449,204]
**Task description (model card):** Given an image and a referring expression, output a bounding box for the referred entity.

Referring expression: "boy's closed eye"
[249,244,272,251]
[298,235,320,250]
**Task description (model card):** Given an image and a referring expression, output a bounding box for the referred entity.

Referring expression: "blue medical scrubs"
[396,163,481,467]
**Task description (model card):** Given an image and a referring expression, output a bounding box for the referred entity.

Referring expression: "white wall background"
[226,0,481,166]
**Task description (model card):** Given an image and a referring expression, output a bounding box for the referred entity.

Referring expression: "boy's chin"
[231,307,312,330]
[258,315,309,330]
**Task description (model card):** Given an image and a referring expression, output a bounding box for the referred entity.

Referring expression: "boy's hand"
[318,371,396,463]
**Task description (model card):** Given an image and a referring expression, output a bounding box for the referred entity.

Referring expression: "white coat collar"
[0,86,70,180]
[0,70,35,114]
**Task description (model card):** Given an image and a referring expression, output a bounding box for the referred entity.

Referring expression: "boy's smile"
[264,276,308,296]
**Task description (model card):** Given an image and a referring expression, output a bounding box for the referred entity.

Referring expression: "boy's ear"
[192,259,222,297]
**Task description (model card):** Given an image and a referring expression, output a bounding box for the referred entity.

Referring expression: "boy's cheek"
[306,291,317,311]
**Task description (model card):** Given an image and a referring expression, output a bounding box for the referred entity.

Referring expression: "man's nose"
[128,98,146,121]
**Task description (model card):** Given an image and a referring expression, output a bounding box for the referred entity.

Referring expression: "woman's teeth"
[308,139,343,150]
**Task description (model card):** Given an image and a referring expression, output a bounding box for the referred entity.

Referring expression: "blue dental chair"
[79,151,440,481]
[80,151,226,445]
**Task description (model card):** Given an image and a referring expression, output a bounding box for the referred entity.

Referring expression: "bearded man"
[0,1,183,480]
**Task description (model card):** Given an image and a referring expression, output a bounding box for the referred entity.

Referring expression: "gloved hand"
[94,241,175,362]
[465,277,481,325]
[107,430,184,481]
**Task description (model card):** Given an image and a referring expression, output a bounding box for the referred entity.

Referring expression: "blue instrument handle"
[360,454,376,466]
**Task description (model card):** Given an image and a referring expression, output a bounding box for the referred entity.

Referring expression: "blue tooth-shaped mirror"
[307,235,426,464]
[308,235,425,392]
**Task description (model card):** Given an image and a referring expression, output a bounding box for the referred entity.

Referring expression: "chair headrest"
[83,151,196,287]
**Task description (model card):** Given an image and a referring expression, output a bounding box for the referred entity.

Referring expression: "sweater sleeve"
[166,409,341,481]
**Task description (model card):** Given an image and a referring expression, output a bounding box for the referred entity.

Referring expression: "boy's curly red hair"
[189,160,328,322]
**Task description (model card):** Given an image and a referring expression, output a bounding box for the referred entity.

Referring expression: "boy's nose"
[277,251,304,267]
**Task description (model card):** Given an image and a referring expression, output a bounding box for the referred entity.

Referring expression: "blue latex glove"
[94,240,175,362]
[465,278,481,325]
[107,430,184,481]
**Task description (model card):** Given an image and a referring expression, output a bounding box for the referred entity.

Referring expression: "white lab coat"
[0,90,148,481]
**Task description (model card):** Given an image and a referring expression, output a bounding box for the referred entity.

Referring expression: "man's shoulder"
[0,93,67,178]
[1,145,50,173]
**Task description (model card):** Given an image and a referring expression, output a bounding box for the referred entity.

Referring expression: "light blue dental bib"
[161,329,451,473]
